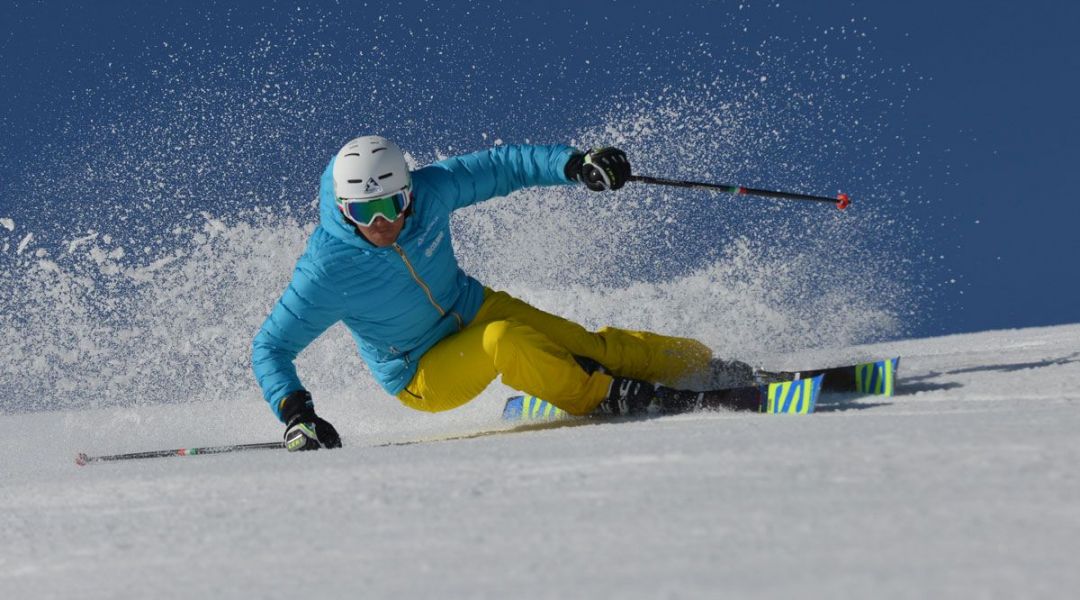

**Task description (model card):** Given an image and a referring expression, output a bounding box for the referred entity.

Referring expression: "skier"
[253,136,738,451]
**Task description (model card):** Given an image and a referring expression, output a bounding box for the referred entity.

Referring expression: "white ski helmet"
[332,136,411,200]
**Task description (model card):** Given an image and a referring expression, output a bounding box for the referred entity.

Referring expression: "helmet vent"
[371,147,387,154]
[378,172,394,180]
[343,153,360,157]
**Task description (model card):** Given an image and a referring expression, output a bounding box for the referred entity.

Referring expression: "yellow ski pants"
[396,289,712,415]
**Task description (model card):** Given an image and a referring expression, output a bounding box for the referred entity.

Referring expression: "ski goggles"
[337,188,411,227]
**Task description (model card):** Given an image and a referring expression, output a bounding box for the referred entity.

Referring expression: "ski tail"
[503,395,568,422]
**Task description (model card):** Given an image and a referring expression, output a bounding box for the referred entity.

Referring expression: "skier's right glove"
[279,390,342,452]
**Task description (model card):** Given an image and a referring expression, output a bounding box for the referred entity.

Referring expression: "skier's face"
[357,213,406,247]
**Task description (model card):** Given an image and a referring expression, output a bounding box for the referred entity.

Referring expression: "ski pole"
[629,174,851,210]
[75,441,284,465]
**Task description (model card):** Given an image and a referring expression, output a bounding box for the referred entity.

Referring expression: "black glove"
[279,390,342,451]
[565,147,632,191]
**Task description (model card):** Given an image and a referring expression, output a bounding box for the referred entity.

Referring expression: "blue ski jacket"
[252,144,577,421]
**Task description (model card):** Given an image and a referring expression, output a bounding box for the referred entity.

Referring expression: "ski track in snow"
[2,324,1079,598]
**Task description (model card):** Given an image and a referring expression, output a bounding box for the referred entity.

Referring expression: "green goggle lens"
[337,190,410,226]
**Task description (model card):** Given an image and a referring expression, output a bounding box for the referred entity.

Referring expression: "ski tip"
[75,452,89,467]
[853,357,901,396]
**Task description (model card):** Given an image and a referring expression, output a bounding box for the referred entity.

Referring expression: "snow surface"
[3,323,1079,598]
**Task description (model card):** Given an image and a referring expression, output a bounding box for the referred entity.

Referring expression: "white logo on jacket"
[416,220,438,246]
[424,231,445,257]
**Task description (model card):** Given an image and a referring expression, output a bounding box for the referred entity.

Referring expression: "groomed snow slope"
[3,323,1079,599]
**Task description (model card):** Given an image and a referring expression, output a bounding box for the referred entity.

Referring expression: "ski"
[75,441,284,466]
[503,374,825,422]
[756,357,900,397]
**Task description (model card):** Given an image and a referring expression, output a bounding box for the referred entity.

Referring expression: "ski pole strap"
[629,175,851,210]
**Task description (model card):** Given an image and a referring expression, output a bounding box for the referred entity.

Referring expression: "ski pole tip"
[836,193,851,210]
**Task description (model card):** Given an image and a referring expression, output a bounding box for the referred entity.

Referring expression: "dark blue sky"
[1,0,1077,338]
[849,1,1080,334]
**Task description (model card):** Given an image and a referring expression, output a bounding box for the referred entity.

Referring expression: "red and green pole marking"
[629,174,851,210]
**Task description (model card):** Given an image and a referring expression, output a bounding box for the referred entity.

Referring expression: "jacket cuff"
[564,151,585,183]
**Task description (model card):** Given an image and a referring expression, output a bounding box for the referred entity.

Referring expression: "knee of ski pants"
[480,319,528,357]
[595,326,713,386]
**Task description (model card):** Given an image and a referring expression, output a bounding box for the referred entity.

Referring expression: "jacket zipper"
[392,243,464,330]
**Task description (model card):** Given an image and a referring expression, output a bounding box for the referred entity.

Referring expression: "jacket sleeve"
[424,144,578,211]
[251,259,343,422]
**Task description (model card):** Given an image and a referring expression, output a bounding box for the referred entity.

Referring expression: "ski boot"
[594,376,767,416]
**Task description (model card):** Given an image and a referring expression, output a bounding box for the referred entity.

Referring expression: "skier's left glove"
[279,390,342,452]
[565,147,632,191]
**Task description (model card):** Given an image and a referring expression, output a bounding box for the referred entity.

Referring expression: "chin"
[360,231,397,247]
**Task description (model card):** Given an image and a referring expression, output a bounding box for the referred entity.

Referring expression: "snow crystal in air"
[67,232,99,254]
[16,233,32,255]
